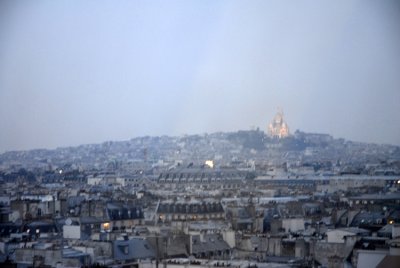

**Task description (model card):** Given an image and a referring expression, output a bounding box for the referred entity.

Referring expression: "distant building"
[157,167,244,187]
[156,199,224,222]
[268,110,290,138]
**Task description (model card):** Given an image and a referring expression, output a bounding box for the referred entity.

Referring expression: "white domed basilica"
[267,110,290,138]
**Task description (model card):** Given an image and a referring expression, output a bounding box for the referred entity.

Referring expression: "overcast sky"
[0,0,399,152]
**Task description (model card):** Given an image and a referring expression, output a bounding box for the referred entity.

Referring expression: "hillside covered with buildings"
[1,125,400,267]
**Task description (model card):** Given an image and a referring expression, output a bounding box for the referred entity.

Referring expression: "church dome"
[267,110,290,138]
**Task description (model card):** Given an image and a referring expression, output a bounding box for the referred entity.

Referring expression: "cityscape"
[0,111,399,267]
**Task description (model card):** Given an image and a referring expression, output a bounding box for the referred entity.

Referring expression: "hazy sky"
[0,0,400,152]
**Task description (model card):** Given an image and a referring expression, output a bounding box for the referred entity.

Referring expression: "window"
[118,245,129,255]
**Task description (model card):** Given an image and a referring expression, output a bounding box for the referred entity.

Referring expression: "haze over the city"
[0,0,399,152]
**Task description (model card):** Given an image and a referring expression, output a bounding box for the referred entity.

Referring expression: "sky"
[0,0,400,152]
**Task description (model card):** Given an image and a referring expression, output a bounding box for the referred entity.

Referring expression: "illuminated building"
[268,109,290,138]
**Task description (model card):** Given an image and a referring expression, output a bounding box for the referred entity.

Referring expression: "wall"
[326,230,354,243]
[392,224,400,238]
[313,240,355,267]
[63,225,81,239]
[222,230,235,248]
[15,248,62,267]
[282,218,304,233]
[356,250,388,268]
